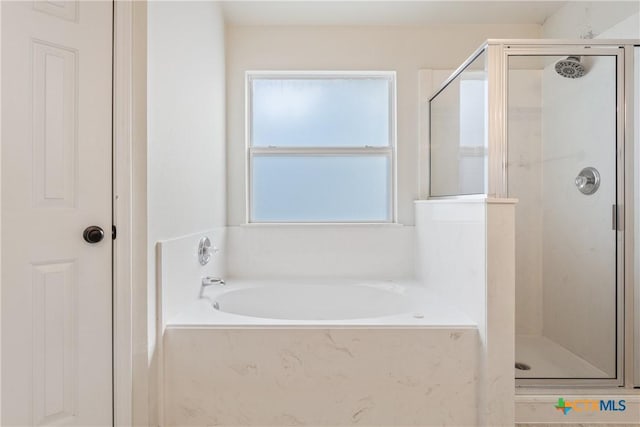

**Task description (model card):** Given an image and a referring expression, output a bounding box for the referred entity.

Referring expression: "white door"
[1,1,113,425]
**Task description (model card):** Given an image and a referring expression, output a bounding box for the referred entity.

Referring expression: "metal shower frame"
[428,39,639,388]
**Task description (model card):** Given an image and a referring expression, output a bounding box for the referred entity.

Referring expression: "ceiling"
[220,1,570,26]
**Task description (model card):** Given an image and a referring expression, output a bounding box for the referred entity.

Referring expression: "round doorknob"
[83,226,104,244]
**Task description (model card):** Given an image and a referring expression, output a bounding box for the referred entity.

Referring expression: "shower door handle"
[612,204,622,231]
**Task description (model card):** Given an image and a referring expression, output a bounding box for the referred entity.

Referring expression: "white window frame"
[245,70,397,224]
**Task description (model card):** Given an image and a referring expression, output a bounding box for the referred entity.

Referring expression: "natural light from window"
[247,72,396,223]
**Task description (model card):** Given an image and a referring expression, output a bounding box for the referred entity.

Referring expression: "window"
[246,72,396,223]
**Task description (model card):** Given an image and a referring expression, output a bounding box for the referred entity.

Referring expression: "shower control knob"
[83,226,104,244]
[575,167,600,195]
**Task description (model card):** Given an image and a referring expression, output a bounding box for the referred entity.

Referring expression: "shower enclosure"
[428,39,638,386]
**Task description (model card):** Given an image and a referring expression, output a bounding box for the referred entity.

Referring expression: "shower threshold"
[516,334,609,379]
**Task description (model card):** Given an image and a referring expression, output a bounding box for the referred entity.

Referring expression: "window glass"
[251,155,390,222]
[251,78,391,147]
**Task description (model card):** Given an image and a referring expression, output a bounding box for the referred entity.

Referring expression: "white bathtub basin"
[213,282,414,320]
[168,279,475,327]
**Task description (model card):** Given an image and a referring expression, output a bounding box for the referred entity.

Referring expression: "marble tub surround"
[415,198,517,426]
[155,201,515,426]
[163,327,479,426]
[226,224,414,279]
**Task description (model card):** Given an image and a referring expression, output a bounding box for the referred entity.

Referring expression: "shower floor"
[515,335,609,379]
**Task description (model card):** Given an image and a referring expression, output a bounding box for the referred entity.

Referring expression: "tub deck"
[166,279,476,328]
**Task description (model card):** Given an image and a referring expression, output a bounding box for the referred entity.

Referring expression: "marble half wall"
[163,327,479,426]
[414,198,517,426]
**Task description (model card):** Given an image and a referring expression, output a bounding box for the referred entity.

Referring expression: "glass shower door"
[508,53,620,381]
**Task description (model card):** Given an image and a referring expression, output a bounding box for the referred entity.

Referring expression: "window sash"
[245,71,397,224]
[249,146,392,156]
[247,71,396,150]
[248,150,394,224]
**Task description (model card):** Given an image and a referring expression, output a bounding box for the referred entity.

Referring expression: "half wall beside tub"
[415,197,517,426]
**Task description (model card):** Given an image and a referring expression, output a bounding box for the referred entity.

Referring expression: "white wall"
[598,11,640,39]
[147,1,226,423]
[542,1,639,39]
[226,24,541,227]
[224,24,539,280]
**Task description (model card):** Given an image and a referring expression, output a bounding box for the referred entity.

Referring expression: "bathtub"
[162,279,480,425]
[168,279,474,326]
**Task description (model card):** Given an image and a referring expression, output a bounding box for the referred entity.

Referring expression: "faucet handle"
[202,276,225,286]
[200,276,225,299]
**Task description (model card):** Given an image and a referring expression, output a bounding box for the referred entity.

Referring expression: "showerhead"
[554,56,586,79]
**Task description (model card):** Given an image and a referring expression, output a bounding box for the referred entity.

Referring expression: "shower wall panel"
[508,70,544,336]
[541,55,617,376]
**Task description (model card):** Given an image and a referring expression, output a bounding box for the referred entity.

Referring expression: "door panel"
[33,40,77,208]
[2,1,113,425]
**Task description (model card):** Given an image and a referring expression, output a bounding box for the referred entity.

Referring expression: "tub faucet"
[199,276,225,298]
